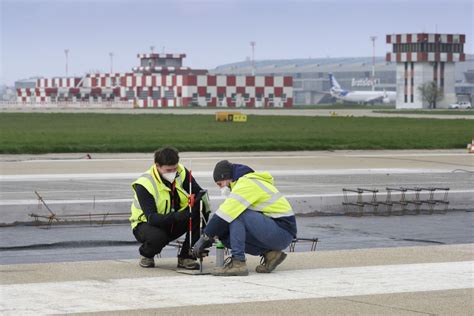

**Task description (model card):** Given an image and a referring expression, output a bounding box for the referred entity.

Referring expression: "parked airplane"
[329,74,396,104]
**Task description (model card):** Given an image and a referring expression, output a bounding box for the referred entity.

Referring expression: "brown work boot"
[177,257,200,270]
[256,250,287,273]
[212,257,249,276]
[139,255,155,268]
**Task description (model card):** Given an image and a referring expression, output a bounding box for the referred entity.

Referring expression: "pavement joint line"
[337,297,433,315]
[358,156,474,168]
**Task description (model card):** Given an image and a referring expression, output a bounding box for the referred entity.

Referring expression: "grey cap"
[213,160,233,182]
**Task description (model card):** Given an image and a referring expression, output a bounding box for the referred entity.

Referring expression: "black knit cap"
[213,160,233,182]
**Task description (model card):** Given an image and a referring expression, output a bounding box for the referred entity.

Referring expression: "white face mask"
[161,172,176,183]
[220,186,231,197]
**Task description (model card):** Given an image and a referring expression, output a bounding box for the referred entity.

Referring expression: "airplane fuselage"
[331,90,396,103]
[329,74,396,104]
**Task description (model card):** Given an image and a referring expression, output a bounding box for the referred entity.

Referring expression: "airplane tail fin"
[329,73,341,90]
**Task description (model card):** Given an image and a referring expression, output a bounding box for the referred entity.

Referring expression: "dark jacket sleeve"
[203,215,229,239]
[135,184,177,228]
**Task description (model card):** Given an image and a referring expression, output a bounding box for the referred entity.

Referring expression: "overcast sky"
[1,0,472,85]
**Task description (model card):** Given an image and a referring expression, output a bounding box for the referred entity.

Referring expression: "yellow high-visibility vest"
[215,172,293,222]
[129,164,189,229]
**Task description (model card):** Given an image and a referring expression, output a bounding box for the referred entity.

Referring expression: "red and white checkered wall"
[18,74,293,108]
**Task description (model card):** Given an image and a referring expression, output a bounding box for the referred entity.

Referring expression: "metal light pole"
[370,36,377,91]
[250,41,256,75]
[109,52,114,73]
[64,49,69,77]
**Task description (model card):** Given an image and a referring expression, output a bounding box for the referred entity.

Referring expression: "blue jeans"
[220,210,294,261]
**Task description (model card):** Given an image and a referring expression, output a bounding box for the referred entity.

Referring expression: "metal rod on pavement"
[34,190,55,216]
[199,199,203,273]
[188,160,193,254]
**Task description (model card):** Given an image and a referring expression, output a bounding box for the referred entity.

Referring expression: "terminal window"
[152,89,160,99]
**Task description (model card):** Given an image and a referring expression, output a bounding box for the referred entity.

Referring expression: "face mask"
[161,172,176,183]
[220,186,231,197]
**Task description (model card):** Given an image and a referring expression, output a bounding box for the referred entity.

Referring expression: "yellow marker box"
[215,111,247,122]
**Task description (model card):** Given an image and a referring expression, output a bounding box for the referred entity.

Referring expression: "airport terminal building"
[15,53,293,108]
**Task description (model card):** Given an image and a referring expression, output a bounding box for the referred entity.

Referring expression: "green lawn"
[0,113,472,153]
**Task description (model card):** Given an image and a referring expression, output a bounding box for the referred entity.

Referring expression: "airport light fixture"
[64,49,69,77]
[370,36,377,90]
[250,41,256,75]
[109,52,114,74]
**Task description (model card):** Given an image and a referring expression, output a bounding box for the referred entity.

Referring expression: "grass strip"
[0,113,472,154]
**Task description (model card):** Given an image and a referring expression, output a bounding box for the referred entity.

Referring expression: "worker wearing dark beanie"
[213,160,233,182]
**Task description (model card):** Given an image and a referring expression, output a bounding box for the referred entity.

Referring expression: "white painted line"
[1,190,472,206]
[0,261,471,315]
[344,153,472,157]
[0,198,133,206]
[0,168,460,182]
[7,152,470,163]
[0,172,140,181]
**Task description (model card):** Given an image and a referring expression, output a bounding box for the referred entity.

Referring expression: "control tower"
[132,53,207,75]
[386,33,465,109]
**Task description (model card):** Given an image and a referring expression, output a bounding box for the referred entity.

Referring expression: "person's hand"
[192,234,213,258]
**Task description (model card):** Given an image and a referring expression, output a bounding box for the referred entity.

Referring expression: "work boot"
[177,257,200,270]
[139,255,155,268]
[212,257,249,276]
[256,250,287,273]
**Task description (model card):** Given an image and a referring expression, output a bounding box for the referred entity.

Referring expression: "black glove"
[192,234,213,258]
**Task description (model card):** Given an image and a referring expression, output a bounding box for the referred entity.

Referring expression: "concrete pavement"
[1,244,472,315]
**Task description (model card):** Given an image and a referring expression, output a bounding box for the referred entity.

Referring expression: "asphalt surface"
[0,211,472,265]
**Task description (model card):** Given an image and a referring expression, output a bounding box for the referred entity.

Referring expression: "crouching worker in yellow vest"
[192,160,297,276]
[130,147,210,269]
